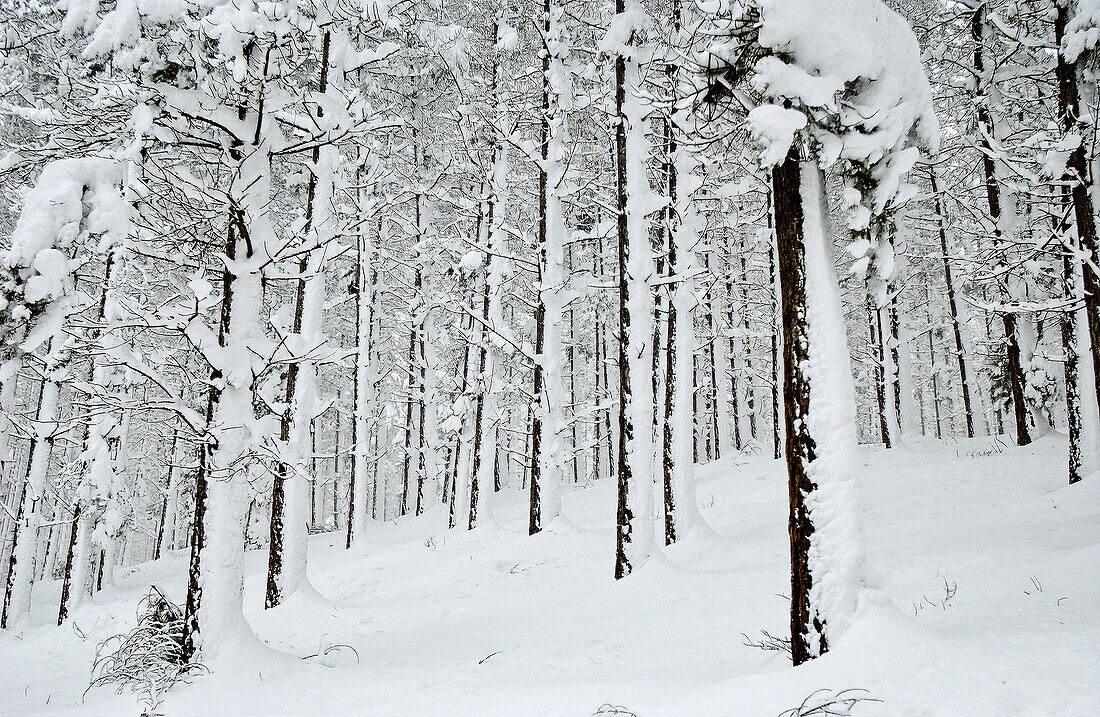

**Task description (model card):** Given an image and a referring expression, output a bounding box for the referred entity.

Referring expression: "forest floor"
[0,432,1097,716]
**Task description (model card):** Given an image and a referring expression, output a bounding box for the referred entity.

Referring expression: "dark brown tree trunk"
[530,0,551,536]
[153,428,178,561]
[566,244,580,485]
[400,283,419,517]
[702,250,721,460]
[929,329,943,440]
[1064,241,1083,484]
[1056,3,1100,422]
[769,212,782,459]
[449,286,474,529]
[415,330,427,516]
[593,232,614,483]
[613,2,635,579]
[773,149,826,666]
[56,504,80,625]
[889,300,902,431]
[265,252,308,607]
[972,6,1031,447]
[661,67,678,546]
[347,264,360,545]
[652,246,665,467]
[725,246,742,452]
[267,32,331,606]
[181,211,237,661]
[57,253,116,624]
[469,202,493,530]
[1003,312,1031,446]
[869,298,891,448]
[928,168,976,438]
[402,120,427,519]
[742,250,758,441]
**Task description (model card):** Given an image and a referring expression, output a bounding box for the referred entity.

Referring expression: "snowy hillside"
[1,434,1095,716]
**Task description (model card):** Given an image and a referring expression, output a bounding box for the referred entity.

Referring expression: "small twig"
[478,651,502,665]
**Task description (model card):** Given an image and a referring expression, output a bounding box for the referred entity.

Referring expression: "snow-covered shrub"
[88,587,205,711]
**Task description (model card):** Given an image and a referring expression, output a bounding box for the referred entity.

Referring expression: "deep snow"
[0,433,1096,716]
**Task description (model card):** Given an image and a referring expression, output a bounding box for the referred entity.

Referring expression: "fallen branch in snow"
[301,644,360,665]
[777,688,881,716]
[592,704,637,716]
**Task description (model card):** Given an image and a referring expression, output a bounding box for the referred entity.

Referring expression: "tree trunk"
[530,0,571,534]
[614,2,656,578]
[868,298,890,448]
[2,370,59,628]
[774,152,820,663]
[773,151,861,665]
[1056,3,1100,422]
[153,428,179,561]
[928,168,976,438]
[971,6,1030,447]
[769,214,783,460]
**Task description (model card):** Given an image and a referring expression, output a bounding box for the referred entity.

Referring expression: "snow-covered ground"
[1,433,1096,716]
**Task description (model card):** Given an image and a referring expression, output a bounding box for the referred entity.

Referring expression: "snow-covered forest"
[0,0,1097,713]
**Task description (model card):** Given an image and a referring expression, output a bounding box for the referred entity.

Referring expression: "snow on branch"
[701,0,939,296]
[0,158,131,358]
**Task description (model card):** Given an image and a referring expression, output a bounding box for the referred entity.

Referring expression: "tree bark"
[773,150,823,664]
[971,6,1031,447]
[1056,3,1100,422]
[928,168,976,438]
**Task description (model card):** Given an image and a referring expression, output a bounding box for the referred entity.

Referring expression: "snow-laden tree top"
[704,0,938,210]
[702,0,938,293]
[0,158,130,358]
[1067,0,1100,63]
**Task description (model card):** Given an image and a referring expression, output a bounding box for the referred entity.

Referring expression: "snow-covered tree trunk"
[868,297,891,447]
[773,154,862,665]
[184,140,274,660]
[769,221,783,460]
[529,1,571,535]
[483,34,511,498]
[153,428,179,561]
[1074,286,1100,477]
[267,31,334,607]
[611,0,656,578]
[739,248,759,444]
[1060,2,1100,424]
[971,5,1030,446]
[58,510,92,623]
[894,295,920,438]
[928,166,979,437]
[349,184,378,546]
[882,285,906,444]
[662,0,702,544]
[2,367,60,627]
